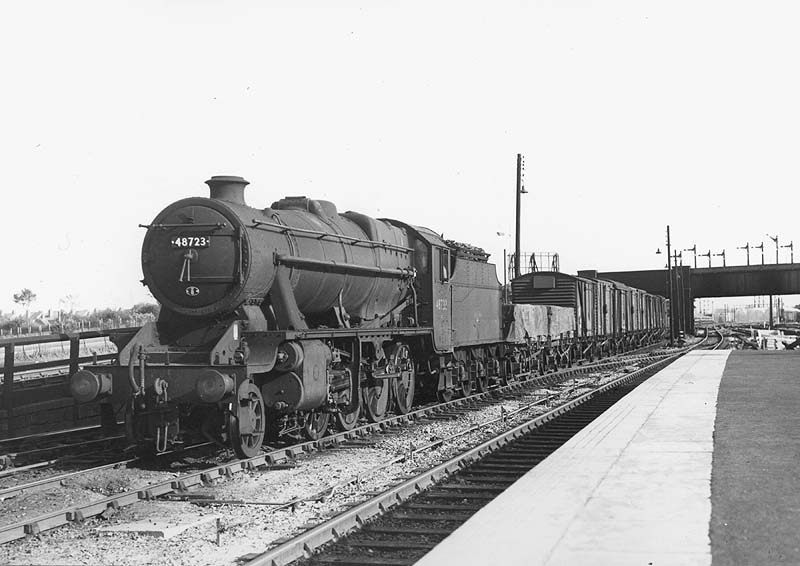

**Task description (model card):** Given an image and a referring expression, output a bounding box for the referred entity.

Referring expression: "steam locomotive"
[70,176,667,458]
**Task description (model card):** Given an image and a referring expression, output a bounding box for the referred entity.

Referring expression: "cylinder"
[195,369,236,403]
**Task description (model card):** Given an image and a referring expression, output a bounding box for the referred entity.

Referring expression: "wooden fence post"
[3,344,15,437]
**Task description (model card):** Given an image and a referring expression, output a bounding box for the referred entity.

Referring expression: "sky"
[2,1,799,314]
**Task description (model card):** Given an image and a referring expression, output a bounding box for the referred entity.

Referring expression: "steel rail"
[0,439,216,500]
[0,457,138,501]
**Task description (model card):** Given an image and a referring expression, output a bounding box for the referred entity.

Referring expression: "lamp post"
[782,241,794,263]
[672,251,685,342]
[768,234,779,264]
[766,233,777,328]
[684,244,697,268]
[514,154,527,279]
[737,243,751,266]
[656,225,674,347]
[714,249,726,267]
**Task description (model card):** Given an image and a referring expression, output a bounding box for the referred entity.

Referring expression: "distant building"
[783,307,800,323]
[713,306,769,324]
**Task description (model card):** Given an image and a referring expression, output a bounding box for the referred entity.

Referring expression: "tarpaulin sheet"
[505,304,575,341]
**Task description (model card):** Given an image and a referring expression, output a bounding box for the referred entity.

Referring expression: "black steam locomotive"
[70,176,666,457]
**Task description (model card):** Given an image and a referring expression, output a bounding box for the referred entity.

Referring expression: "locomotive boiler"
[70,175,667,458]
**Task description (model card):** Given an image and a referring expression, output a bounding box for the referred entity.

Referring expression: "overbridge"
[596,263,800,335]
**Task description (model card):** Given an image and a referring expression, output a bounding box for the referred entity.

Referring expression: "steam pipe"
[128,344,141,395]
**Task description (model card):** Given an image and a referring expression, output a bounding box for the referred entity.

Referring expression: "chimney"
[205,175,249,205]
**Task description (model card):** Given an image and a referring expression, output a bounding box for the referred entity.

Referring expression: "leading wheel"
[390,344,415,415]
[229,382,265,459]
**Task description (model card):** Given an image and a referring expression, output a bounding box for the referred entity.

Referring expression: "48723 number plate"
[171,235,211,248]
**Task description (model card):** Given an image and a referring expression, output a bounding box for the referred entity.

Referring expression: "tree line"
[2,288,159,336]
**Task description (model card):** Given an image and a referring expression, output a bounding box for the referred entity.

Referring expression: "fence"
[0,327,140,439]
[0,317,148,338]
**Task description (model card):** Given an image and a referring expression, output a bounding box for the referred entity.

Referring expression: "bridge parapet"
[691,263,800,297]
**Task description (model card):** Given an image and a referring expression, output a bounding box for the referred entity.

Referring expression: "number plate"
[170,235,211,248]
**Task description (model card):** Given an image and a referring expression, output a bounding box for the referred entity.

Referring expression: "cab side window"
[439,248,450,282]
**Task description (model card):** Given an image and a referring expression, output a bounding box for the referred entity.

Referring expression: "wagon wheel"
[303,411,330,441]
[500,358,513,384]
[456,361,472,397]
[362,376,390,422]
[228,382,265,459]
[335,383,360,431]
[474,361,489,393]
[490,358,506,386]
[390,344,415,415]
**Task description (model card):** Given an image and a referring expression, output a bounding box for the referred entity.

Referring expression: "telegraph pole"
[666,226,674,347]
[514,154,527,278]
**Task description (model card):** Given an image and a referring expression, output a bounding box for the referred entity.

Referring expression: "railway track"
[0,425,128,467]
[0,344,665,461]
[243,350,687,566]
[0,349,677,545]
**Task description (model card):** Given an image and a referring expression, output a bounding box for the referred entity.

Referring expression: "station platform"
[416,350,800,566]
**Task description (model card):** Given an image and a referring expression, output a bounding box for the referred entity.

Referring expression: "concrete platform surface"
[710,351,800,565]
[416,350,731,566]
